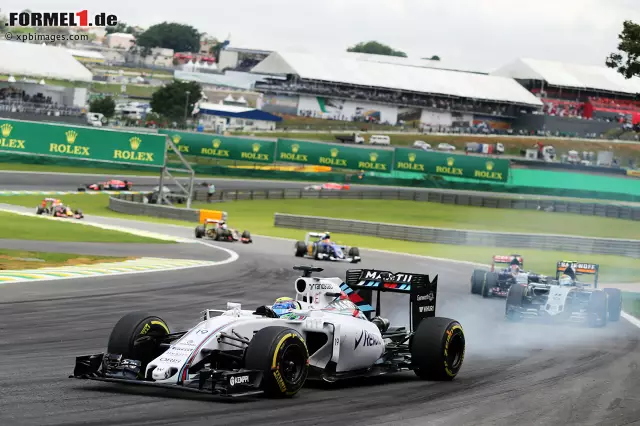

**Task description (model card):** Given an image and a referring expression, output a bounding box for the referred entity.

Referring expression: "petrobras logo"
[229,375,250,387]
[354,329,382,349]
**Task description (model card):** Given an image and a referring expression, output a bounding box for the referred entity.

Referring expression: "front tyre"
[411,318,465,381]
[244,326,309,398]
[107,312,170,373]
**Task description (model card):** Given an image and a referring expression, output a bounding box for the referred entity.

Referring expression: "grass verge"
[0,194,637,282]
[0,210,173,243]
[622,292,640,318]
[0,249,132,270]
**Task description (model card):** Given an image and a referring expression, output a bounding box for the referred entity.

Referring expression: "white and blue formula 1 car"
[294,232,361,263]
[71,266,465,398]
[505,260,622,327]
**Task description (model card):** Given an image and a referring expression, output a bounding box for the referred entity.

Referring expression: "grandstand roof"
[251,51,542,106]
[491,58,640,95]
[345,52,487,74]
[197,102,282,121]
[0,41,93,83]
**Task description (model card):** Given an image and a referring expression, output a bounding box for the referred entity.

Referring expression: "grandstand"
[252,51,542,129]
[492,58,640,128]
[0,41,89,123]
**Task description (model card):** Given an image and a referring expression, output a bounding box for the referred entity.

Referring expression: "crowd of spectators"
[256,80,526,118]
[0,88,83,117]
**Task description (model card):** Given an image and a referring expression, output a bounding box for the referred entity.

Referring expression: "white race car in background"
[71,266,466,398]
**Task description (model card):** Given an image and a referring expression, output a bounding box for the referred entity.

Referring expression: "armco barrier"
[108,196,200,222]
[274,213,640,258]
[184,188,640,221]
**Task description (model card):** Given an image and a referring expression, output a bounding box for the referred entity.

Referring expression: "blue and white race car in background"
[294,232,361,263]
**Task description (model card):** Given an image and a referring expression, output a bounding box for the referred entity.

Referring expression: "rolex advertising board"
[394,148,509,182]
[159,130,275,163]
[276,138,393,172]
[0,118,165,167]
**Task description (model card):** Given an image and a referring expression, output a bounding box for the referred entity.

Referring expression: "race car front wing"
[71,353,264,397]
[313,253,361,263]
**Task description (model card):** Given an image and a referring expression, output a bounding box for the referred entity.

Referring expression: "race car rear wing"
[491,254,523,271]
[555,260,599,287]
[345,269,438,331]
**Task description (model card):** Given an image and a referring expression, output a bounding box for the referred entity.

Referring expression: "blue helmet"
[272,297,300,316]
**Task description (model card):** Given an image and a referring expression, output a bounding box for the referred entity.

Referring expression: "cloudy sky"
[2,0,638,72]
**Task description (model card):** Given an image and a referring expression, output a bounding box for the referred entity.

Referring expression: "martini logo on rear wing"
[345,269,438,331]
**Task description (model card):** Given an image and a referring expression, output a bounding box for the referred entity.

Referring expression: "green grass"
[192,199,639,240]
[0,210,172,243]
[622,292,640,318]
[0,249,130,270]
[1,195,637,282]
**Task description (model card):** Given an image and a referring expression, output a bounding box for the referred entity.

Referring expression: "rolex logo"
[291,144,299,153]
[486,161,494,171]
[408,153,416,162]
[369,152,378,162]
[1,123,12,137]
[129,137,141,150]
[447,157,454,167]
[172,135,181,144]
[252,143,260,153]
[65,130,78,144]
[330,148,339,158]
[213,139,221,148]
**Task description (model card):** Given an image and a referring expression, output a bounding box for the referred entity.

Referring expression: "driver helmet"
[221,223,228,230]
[272,297,300,316]
[558,274,573,286]
[322,232,330,241]
[510,264,520,275]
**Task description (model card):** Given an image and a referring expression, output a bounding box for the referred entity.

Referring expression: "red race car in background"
[36,198,84,219]
[80,179,133,191]
[303,183,350,191]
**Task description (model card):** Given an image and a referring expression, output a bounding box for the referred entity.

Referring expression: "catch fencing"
[274,213,640,258]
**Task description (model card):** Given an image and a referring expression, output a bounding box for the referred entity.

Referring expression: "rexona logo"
[200,139,230,157]
[435,157,463,176]
[473,160,503,180]
[396,151,424,171]
[113,137,155,162]
[364,271,413,283]
[229,375,250,387]
[171,134,189,153]
[319,147,347,167]
[354,329,382,349]
[279,143,308,162]
[240,142,269,161]
[358,151,387,171]
[0,123,26,150]
[49,130,90,156]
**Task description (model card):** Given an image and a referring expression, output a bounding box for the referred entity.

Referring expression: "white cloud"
[2,0,638,71]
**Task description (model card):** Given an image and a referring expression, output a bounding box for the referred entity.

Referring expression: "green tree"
[105,22,135,34]
[606,20,640,79]
[89,96,116,118]
[136,22,201,53]
[347,41,407,57]
[150,80,202,122]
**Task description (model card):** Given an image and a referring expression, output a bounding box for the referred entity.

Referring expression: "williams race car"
[194,219,252,243]
[294,232,360,263]
[470,254,547,298]
[79,179,133,191]
[504,260,622,327]
[36,198,84,219]
[71,266,465,398]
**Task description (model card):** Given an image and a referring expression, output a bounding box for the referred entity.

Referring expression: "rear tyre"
[195,225,205,238]
[294,241,306,257]
[482,272,497,298]
[603,288,622,321]
[107,312,170,373]
[214,227,222,241]
[36,206,44,215]
[411,318,465,381]
[241,230,251,243]
[244,326,309,398]
[470,269,485,295]
[505,284,526,321]
[587,290,608,328]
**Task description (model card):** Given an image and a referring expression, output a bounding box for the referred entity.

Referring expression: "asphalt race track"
[1,213,639,426]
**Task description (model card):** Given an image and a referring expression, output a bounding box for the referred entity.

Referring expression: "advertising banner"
[0,118,165,167]
[160,130,276,163]
[394,148,510,182]
[276,138,393,172]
